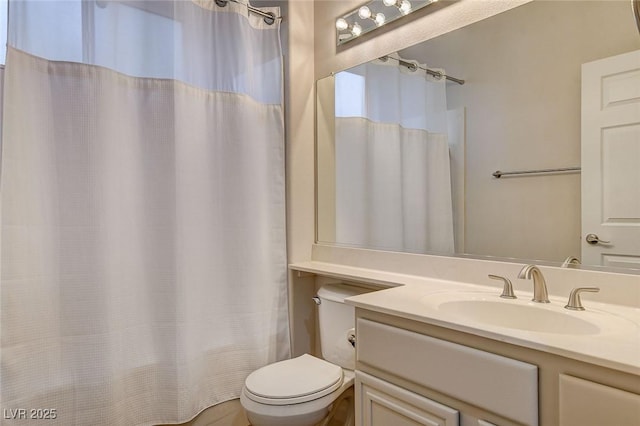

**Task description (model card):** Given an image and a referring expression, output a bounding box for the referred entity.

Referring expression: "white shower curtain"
[334,56,455,253]
[0,1,289,425]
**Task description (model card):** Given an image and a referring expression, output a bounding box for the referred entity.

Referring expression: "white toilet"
[240,283,371,426]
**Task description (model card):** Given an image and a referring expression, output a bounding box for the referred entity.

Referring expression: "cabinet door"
[357,318,538,425]
[559,374,640,426]
[356,371,459,426]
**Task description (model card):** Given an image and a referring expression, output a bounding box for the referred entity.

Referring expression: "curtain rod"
[214,0,281,25]
[379,55,465,85]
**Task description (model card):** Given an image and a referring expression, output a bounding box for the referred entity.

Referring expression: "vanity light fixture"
[383,0,412,15]
[351,22,363,37]
[336,0,439,45]
[358,5,386,26]
[336,19,364,37]
[336,18,349,31]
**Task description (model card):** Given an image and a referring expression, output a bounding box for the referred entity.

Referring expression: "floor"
[161,397,352,426]
[158,400,250,426]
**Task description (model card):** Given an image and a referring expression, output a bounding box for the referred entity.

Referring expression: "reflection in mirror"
[316,0,640,272]
[331,55,457,254]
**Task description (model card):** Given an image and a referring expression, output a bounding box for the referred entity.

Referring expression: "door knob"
[585,233,610,245]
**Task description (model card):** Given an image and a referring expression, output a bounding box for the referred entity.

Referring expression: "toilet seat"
[244,354,343,405]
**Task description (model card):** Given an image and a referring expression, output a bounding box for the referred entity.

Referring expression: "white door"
[581,49,640,269]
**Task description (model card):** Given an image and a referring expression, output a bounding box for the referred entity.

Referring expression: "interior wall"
[285,0,317,357]
[284,0,315,264]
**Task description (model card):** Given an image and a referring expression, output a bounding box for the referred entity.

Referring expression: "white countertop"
[290,261,640,376]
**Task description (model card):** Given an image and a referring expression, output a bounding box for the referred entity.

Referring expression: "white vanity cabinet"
[352,308,640,426]
[355,316,538,426]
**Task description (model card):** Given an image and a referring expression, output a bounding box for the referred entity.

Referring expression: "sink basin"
[439,299,599,335]
[421,292,638,336]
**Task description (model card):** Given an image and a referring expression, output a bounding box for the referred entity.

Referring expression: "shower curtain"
[0,1,289,425]
[334,56,455,253]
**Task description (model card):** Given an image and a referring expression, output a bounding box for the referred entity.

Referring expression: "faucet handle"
[565,287,600,311]
[488,274,517,299]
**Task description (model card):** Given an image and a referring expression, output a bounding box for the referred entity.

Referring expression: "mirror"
[316,0,640,272]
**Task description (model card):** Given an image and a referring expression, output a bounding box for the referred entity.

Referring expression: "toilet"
[240,283,371,426]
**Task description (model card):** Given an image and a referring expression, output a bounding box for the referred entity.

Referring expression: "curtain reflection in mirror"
[334,54,456,253]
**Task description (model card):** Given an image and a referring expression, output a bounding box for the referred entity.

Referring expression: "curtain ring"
[263,12,276,26]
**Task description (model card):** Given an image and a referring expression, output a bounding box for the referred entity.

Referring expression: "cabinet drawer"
[356,318,538,425]
[559,374,640,426]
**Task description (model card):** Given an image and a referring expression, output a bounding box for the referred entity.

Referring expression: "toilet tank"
[317,283,372,370]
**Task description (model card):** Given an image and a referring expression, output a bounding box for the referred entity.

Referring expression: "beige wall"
[285,0,318,356]
[286,0,316,264]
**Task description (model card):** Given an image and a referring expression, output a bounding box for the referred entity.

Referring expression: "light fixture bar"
[336,0,439,45]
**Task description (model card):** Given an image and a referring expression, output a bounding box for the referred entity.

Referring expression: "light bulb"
[335,18,348,31]
[374,13,386,26]
[383,0,396,6]
[351,22,362,37]
[399,0,412,14]
[358,6,371,19]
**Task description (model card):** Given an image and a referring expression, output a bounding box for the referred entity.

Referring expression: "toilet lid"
[244,354,343,405]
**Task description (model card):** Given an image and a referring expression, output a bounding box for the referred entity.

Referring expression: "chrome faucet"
[561,256,581,268]
[518,265,550,303]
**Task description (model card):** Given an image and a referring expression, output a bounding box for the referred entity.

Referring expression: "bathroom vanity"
[289,259,640,426]
[353,307,638,426]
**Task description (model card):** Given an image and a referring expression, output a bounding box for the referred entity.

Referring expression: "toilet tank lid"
[317,283,373,303]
